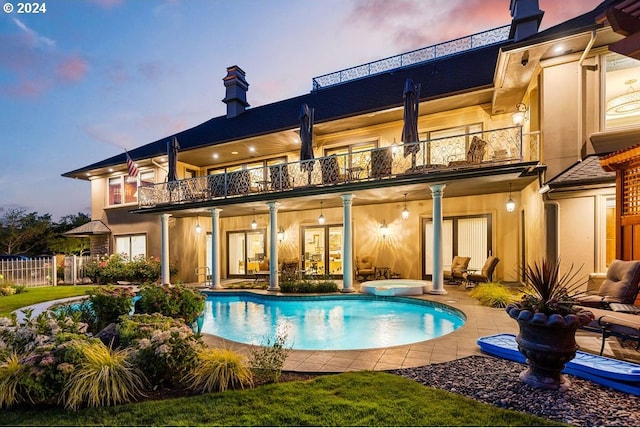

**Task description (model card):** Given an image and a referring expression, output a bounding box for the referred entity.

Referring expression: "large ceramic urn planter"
[506,303,594,391]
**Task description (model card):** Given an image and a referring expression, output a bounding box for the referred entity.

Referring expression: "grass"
[0,285,98,316]
[1,371,560,426]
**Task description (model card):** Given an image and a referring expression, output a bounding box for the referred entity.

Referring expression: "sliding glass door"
[422,214,492,279]
[227,229,266,277]
[302,225,343,276]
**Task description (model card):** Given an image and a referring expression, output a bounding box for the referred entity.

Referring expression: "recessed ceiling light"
[249,147,255,152]
[160,157,166,162]
[108,168,113,172]
[554,45,563,53]
[86,172,91,176]
[232,151,239,155]
[213,153,219,159]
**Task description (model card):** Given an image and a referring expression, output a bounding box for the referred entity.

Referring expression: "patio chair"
[355,256,376,281]
[443,256,470,284]
[370,147,393,178]
[320,155,345,184]
[576,259,640,308]
[269,164,291,190]
[448,136,488,167]
[463,256,500,288]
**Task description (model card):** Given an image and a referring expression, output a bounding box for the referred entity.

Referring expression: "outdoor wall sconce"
[277,226,285,242]
[506,183,516,213]
[380,219,389,239]
[512,103,528,126]
[401,193,409,220]
[251,209,258,230]
[195,223,202,234]
[318,201,325,225]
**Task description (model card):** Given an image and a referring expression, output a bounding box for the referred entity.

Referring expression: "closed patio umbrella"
[401,78,421,170]
[299,103,315,184]
[167,136,180,182]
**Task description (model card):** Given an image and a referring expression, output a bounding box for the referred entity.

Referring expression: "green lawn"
[1,371,559,426]
[0,285,98,316]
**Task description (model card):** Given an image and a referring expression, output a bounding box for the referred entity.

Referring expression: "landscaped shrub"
[136,284,205,324]
[468,282,520,308]
[248,329,292,383]
[88,286,136,332]
[0,276,25,297]
[60,341,147,410]
[183,348,253,393]
[0,352,28,408]
[118,314,204,388]
[279,279,339,293]
[85,254,178,285]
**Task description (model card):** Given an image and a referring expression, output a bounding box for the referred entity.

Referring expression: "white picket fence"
[0,256,57,287]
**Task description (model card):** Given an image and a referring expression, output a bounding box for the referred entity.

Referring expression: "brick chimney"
[222,65,249,118]
[509,0,544,42]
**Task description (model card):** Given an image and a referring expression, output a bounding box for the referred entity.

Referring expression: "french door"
[422,214,492,279]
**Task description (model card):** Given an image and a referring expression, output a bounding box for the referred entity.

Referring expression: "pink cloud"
[56,55,88,83]
[89,0,124,9]
[2,79,49,98]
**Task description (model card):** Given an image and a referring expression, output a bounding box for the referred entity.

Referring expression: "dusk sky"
[1,0,603,221]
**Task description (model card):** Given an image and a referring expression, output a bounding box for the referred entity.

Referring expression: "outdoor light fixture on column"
[195,223,202,234]
[318,201,325,225]
[251,209,258,230]
[380,219,389,239]
[506,183,516,213]
[401,193,409,220]
[512,103,528,126]
[277,226,285,242]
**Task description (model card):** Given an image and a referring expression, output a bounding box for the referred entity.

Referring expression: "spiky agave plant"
[519,258,585,316]
[60,341,147,410]
[183,348,254,393]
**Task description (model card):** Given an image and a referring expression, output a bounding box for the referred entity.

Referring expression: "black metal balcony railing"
[138,126,537,209]
[312,25,510,90]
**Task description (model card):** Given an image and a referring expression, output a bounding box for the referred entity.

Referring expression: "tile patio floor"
[200,282,640,373]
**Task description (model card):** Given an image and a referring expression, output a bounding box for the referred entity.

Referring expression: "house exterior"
[62,0,640,292]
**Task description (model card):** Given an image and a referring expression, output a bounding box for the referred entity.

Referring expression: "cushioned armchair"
[443,256,470,284]
[576,259,640,308]
[355,256,376,281]
[448,136,487,167]
[464,256,500,288]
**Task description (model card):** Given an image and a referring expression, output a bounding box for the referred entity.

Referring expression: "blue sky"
[0,0,602,221]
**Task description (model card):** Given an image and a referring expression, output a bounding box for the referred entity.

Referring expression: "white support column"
[160,213,171,285]
[267,201,280,291]
[341,194,355,293]
[211,208,223,289]
[429,184,447,295]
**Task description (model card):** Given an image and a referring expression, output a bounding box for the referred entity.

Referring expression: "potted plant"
[505,258,594,391]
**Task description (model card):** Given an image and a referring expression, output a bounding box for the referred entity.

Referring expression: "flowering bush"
[85,254,178,285]
[88,286,136,332]
[118,314,204,388]
[136,283,205,324]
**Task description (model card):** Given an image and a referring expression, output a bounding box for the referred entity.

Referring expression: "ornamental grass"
[183,348,254,393]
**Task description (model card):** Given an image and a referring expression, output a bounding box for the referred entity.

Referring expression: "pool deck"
[200,282,640,373]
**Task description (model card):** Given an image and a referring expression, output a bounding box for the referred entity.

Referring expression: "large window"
[422,214,492,279]
[114,234,146,261]
[108,171,154,206]
[325,141,377,177]
[604,53,640,130]
[301,225,343,276]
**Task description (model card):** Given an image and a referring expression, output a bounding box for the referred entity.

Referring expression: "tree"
[48,212,91,255]
[0,208,54,255]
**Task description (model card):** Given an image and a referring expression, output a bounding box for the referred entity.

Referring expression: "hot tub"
[359,279,431,296]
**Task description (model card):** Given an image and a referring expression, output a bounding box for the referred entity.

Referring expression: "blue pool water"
[201,293,465,351]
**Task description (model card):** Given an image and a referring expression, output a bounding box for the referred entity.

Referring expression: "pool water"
[201,293,465,351]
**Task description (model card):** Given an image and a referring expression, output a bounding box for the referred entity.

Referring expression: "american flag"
[126,152,139,177]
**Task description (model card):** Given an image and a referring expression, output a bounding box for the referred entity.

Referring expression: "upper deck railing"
[138,126,538,209]
[312,25,511,90]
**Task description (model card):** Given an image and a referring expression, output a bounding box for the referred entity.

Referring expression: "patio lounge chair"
[576,259,640,308]
[448,136,487,167]
[443,256,470,284]
[579,306,640,355]
[463,256,500,288]
[355,256,376,281]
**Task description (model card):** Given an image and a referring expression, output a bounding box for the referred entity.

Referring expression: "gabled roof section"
[62,220,111,236]
[63,43,505,178]
[546,155,616,190]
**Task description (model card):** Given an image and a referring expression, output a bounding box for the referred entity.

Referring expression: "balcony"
[138,126,537,209]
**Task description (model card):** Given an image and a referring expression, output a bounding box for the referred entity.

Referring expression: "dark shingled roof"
[63,0,618,177]
[547,155,616,190]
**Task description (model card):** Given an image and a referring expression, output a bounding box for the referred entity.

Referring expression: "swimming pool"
[201,293,465,351]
